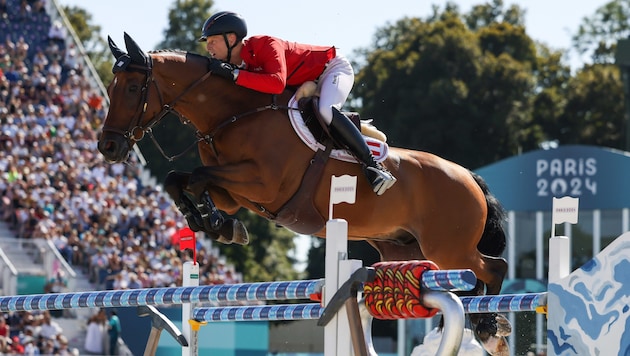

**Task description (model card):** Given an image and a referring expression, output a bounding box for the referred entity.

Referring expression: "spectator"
[84,309,106,355]
[0,316,9,345]
[38,311,62,340]
[47,20,67,44]
[107,310,121,355]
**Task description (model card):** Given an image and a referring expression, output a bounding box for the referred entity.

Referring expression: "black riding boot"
[329,107,396,195]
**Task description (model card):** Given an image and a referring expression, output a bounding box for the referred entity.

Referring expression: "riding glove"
[209,58,239,81]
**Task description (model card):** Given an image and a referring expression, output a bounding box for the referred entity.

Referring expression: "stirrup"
[364,166,397,195]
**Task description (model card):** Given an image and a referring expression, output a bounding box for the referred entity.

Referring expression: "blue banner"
[475,145,630,211]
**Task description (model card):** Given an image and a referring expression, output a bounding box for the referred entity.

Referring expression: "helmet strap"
[222,33,236,63]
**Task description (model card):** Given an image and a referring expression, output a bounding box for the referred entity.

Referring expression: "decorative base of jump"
[547,231,630,355]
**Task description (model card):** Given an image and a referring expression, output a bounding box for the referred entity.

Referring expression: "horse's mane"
[148,49,210,65]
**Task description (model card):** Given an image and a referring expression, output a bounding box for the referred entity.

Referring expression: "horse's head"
[98,33,155,163]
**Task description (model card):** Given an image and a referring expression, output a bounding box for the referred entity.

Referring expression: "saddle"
[297,96,362,150]
[272,93,388,235]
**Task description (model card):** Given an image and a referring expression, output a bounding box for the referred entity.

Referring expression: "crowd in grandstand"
[0,0,241,354]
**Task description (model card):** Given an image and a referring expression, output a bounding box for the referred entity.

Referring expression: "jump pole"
[324,218,362,356]
[182,261,199,356]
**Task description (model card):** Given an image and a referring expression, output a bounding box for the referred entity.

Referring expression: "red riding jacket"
[235,35,336,94]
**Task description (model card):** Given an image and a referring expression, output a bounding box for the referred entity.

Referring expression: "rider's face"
[205,35,228,61]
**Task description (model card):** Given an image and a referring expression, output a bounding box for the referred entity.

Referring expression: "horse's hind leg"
[468,255,510,356]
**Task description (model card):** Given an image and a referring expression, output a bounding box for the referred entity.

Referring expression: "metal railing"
[0,248,18,296]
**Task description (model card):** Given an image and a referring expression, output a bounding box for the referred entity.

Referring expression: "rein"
[105,56,296,162]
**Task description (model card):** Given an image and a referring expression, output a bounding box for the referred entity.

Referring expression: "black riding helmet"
[198,11,247,63]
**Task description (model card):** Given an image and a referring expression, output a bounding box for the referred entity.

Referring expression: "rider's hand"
[209,58,239,81]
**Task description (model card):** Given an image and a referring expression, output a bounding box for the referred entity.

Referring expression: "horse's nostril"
[98,140,116,155]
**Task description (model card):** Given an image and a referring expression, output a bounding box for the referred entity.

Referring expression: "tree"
[558,64,625,147]
[572,0,630,64]
[157,0,215,53]
[219,212,301,282]
[353,3,538,168]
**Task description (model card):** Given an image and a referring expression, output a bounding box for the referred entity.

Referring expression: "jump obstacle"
[0,218,551,356]
[3,195,628,355]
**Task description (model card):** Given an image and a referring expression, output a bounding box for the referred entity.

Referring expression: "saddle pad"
[287,95,388,163]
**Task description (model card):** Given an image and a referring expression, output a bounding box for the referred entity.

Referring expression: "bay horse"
[98,33,510,355]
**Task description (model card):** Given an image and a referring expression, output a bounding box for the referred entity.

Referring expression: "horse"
[98,33,510,355]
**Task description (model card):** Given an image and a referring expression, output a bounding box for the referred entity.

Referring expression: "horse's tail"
[471,171,507,257]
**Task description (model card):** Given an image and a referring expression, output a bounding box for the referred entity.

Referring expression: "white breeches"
[317,54,355,124]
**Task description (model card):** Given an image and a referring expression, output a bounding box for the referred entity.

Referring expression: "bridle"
[101,55,214,161]
[102,53,295,162]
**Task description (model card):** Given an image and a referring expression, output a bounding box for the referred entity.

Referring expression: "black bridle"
[101,55,213,161]
[102,54,291,162]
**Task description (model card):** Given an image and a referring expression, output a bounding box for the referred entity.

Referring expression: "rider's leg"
[317,55,396,195]
[328,107,396,195]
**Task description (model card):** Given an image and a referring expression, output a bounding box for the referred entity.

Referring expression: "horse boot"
[198,191,249,245]
[197,190,225,231]
[329,107,396,195]
[175,196,205,232]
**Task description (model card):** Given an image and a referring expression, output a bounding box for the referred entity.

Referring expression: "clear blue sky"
[60,0,610,69]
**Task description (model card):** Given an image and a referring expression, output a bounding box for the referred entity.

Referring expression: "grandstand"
[0,0,241,353]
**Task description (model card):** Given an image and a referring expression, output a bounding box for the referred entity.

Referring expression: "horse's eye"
[128,84,140,93]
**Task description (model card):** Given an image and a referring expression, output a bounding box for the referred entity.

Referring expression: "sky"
[59,0,611,69]
[57,0,612,270]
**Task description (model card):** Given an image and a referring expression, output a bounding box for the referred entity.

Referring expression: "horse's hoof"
[213,219,249,245]
[215,235,233,244]
[231,219,249,245]
[475,313,498,339]
[495,314,512,336]
[480,335,509,356]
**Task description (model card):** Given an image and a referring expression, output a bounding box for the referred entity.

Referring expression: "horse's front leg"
[164,171,205,231]
[164,171,249,245]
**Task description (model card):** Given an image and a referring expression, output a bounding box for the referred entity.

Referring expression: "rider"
[198,11,396,195]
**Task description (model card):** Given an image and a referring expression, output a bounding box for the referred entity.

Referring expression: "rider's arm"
[235,36,287,94]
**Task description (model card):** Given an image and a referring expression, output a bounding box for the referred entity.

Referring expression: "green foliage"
[559,64,624,147]
[219,210,300,282]
[157,0,215,53]
[354,9,538,168]
[353,1,627,168]
[464,0,525,30]
[572,0,630,63]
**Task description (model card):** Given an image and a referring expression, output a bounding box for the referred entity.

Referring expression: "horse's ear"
[108,36,126,59]
[123,32,149,66]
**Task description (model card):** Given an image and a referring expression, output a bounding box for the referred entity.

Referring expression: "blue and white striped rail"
[0,279,324,312]
[421,269,476,291]
[0,269,474,313]
[461,292,547,313]
[193,303,324,322]
[192,292,548,322]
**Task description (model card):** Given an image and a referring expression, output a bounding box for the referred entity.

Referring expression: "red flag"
[176,227,197,264]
